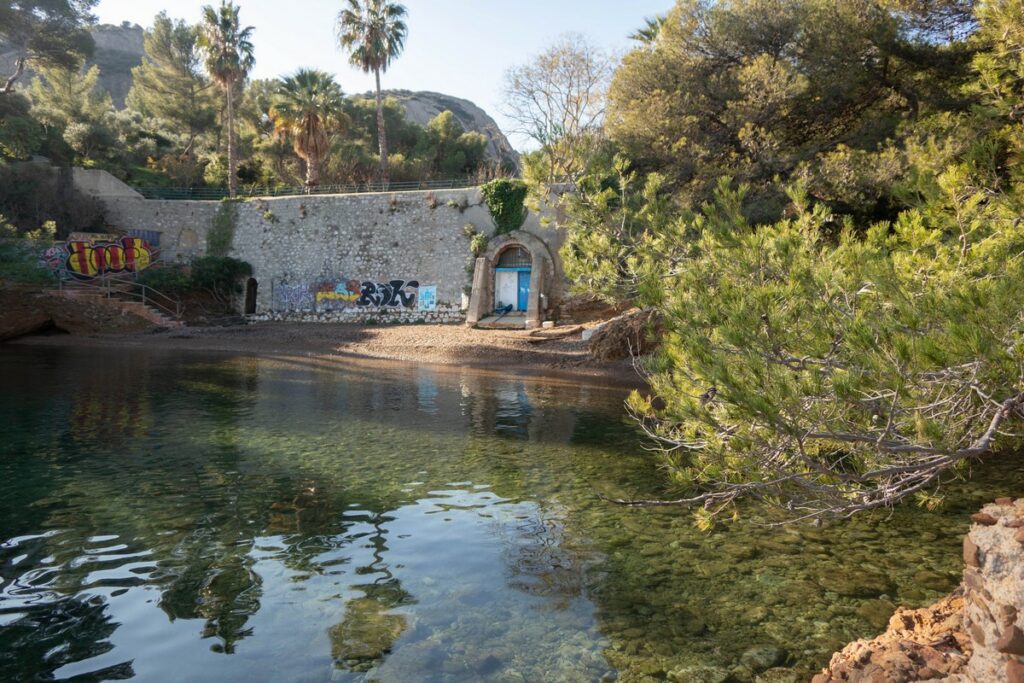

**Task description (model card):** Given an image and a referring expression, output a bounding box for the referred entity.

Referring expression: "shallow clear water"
[0,346,1020,682]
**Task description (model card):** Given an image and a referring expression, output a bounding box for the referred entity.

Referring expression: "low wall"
[252,304,465,326]
[91,183,568,323]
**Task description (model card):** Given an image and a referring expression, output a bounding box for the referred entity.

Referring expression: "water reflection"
[0,346,1021,682]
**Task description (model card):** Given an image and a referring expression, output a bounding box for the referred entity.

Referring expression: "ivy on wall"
[480,179,528,235]
[207,199,239,257]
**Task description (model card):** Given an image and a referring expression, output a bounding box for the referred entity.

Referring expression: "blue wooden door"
[517,270,531,311]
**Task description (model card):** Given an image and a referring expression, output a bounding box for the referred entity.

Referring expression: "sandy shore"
[9,321,646,387]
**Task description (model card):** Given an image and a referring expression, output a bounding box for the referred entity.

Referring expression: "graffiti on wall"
[315,279,362,311]
[273,279,426,312]
[41,244,68,270]
[357,280,419,308]
[418,285,437,312]
[274,283,315,310]
[46,235,156,279]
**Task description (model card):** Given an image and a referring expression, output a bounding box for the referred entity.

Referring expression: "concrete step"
[56,290,185,328]
[475,314,529,330]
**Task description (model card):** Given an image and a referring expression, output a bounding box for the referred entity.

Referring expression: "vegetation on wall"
[207,199,238,257]
[480,179,528,235]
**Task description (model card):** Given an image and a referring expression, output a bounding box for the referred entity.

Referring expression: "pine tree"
[126,12,217,157]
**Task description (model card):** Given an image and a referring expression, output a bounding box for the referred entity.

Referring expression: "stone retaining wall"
[86,181,568,322]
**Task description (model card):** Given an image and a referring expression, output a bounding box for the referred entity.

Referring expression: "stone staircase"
[58,279,185,329]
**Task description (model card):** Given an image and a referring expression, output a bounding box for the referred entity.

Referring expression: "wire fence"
[133,178,480,201]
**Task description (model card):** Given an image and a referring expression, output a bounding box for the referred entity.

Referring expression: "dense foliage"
[137,255,251,309]
[552,0,1024,522]
[481,179,528,235]
[0,0,97,94]
[606,0,980,224]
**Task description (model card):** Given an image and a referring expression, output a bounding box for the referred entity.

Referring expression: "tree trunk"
[2,57,26,95]
[226,82,237,198]
[306,153,320,192]
[375,68,389,186]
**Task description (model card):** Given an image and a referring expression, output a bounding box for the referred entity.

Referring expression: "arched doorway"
[494,245,531,311]
[467,231,557,329]
[244,278,258,315]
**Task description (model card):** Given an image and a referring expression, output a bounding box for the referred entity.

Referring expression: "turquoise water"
[0,346,1019,682]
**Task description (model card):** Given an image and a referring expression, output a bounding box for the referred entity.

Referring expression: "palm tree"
[630,15,667,46]
[197,1,255,198]
[270,69,347,191]
[337,0,408,185]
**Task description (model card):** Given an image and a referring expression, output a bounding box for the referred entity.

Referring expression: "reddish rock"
[1005,518,1024,528]
[996,497,1014,506]
[964,537,982,567]
[812,595,970,682]
[1016,528,1024,545]
[1008,659,1024,683]
[971,512,999,525]
[1000,605,1018,627]
[997,626,1024,655]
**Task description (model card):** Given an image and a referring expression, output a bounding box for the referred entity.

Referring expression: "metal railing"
[133,178,479,201]
[56,269,183,321]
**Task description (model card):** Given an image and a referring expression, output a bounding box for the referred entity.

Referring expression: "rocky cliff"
[365,90,520,170]
[0,23,144,108]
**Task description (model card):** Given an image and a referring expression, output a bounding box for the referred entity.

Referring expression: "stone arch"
[468,231,556,329]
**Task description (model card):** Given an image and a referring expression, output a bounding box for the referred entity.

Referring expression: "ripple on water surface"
[0,346,1020,682]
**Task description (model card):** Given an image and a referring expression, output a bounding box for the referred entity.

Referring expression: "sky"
[92,0,672,151]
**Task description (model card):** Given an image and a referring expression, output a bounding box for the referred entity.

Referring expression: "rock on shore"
[814,497,1024,682]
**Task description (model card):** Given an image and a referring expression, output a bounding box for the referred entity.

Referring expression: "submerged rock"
[816,567,895,598]
[666,665,732,683]
[740,645,787,672]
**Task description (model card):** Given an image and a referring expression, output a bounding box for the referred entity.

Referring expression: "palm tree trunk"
[227,82,237,198]
[306,154,320,192]
[375,68,389,186]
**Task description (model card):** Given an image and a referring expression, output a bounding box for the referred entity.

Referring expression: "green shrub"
[469,232,489,256]
[481,179,528,235]
[190,256,252,299]
[0,238,57,285]
[137,266,191,294]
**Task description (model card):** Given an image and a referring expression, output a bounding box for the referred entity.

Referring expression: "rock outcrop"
[0,23,145,108]
[812,594,970,682]
[370,90,520,170]
[815,498,1024,682]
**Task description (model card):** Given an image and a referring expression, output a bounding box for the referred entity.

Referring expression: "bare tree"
[502,33,615,185]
